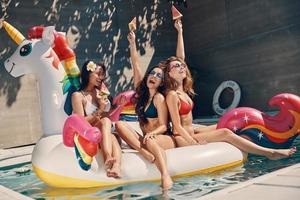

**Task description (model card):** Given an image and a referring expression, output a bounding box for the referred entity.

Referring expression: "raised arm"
[175,19,185,61]
[127,31,142,89]
[166,91,197,145]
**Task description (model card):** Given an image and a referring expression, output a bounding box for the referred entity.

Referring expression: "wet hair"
[135,65,165,125]
[161,56,195,97]
[79,60,107,90]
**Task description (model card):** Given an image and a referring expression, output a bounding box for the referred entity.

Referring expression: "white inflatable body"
[3,21,246,188]
[32,134,245,188]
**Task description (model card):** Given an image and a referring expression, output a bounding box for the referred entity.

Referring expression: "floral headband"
[87,61,97,72]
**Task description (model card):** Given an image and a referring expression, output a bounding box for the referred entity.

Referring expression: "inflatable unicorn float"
[2,20,300,188]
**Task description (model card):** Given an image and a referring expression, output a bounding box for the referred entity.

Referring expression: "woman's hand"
[127,31,136,45]
[174,19,183,33]
[97,95,109,112]
[143,133,156,144]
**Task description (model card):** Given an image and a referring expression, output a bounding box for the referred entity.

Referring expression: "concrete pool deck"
[0,185,33,200]
[0,145,299,200]
[198,163,300,200]
[0,145,33,167]
[0,145,34,200]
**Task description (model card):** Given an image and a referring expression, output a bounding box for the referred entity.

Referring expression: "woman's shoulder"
[165,90,179,103]
[72,91,83,99]
[153,92,165,102]
[165,90,177,97]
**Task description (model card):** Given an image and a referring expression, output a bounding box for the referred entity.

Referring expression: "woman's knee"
[115,121,126,130]
[145,138,157,149]
[100,117,111,125]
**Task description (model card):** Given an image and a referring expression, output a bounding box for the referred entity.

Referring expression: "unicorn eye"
[19,43,32,57]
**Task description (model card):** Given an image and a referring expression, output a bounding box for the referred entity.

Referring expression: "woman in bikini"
[72,60,122,178]
[115,20,184,190]
[162,56,297,159]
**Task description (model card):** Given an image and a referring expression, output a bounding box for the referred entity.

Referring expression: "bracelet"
[148,133,156,139]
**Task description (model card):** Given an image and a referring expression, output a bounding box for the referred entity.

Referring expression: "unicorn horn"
[1,20,25,45]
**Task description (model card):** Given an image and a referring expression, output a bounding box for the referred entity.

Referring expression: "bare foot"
[268,147,297,160]
[140,149,155,163]
[104,156,116,170]
[195,138,207,145]
[161,175,173,191]
[107,163,121,178]
[193,135,207,145]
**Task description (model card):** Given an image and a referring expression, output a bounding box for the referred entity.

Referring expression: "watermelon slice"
[97,83,110,97]
[128,17,136,31]
[171,5,183,20]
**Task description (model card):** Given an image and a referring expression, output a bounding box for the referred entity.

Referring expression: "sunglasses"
[149,70,163,80]
[170,63,186,70]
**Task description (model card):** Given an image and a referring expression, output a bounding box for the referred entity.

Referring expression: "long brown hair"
[161,56,195,97]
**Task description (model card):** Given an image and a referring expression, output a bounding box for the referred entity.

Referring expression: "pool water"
[1,137,300,200]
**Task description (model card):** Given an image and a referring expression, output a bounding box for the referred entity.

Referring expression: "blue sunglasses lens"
[149,71,163,79]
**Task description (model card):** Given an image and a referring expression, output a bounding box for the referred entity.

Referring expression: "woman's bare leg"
[174,135,191,147]
[115,121,155,162]
[107,135,122,178]
[154,135,176,150]
[194,124,217,133]
[94,117,115,169]
[194,128,297,160]
[145,138,173,190]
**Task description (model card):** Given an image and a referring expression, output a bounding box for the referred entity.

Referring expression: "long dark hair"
[80,60,107,90]
[135,66,165,125]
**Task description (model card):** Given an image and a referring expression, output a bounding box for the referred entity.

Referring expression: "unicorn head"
[3,22,62,79]
[2,21,68,135]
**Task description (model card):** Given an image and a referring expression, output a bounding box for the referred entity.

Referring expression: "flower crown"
[87,61,97,72]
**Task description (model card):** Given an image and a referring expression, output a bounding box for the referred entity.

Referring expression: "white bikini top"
[85,100,98,116]
[81,91,111,116]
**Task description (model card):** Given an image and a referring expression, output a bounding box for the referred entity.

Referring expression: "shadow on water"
[0,0,178,106]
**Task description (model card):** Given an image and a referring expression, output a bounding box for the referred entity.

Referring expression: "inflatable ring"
[212,80,241,115]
